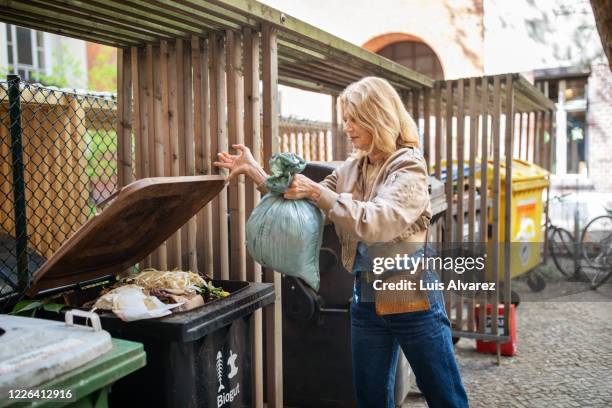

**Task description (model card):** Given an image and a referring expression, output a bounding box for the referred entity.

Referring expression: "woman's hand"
[214,144,260,181]
[284,174,322,201]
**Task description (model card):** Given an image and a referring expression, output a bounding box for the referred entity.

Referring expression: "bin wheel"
[526,272,546,292]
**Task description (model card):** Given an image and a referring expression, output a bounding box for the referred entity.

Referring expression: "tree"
[590,0,612,69]
[88,46,117,92]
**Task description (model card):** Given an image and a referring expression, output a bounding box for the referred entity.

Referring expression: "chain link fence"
[0,76,118,298]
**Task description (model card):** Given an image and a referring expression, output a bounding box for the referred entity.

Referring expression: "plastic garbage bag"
[246,153,324,291]
[92,284,182,322]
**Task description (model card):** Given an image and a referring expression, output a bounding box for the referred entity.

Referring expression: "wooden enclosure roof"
[0,0,433,93]
[435,74,556,114]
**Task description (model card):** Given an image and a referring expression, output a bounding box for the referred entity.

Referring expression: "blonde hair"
[338,76,420,158]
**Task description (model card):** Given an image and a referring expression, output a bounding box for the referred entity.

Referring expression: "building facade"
[262,0,611,196]
[0,22,88,89]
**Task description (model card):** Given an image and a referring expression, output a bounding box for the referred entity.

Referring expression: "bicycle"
[546,193,612,289]
[580,208,612,288]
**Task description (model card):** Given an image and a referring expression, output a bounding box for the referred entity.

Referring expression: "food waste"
[92,269,230,322]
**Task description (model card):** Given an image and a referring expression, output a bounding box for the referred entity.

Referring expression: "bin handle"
[65,309,102,332]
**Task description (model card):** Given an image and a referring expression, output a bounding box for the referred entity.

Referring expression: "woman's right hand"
[213,144,260,180]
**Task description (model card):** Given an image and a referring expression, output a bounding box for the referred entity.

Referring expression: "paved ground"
[402,278,612,407]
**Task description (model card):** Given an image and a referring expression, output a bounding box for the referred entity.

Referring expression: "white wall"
[483,0,608,74]
[0,24,88,89]
[0,23,7,71]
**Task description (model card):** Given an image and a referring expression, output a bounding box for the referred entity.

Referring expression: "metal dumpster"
[20,176,274,408]
[282,162,446,407]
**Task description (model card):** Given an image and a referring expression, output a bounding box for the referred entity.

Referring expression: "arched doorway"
[363,33,445,80]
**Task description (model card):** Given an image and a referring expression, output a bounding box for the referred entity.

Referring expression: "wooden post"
[455,79,465,244]
[243,26,264,408]
[444,80,453,318]
[517,113,523,159]
[503,74,514,339]
[210,31,229,280]
[117,48,133,187]
[444,81,453,245]
[227,29,247,281]
[478,76,489,334]
[525,112,531,163]
[183,39,198,272]
[131,47,143,180]
[193,35,214,275]
[332,95,341,161]
[423,88,431,171]
[467,77,478,332]
[262,23,282,408]
[412,89,420,137]
[434,82,442,180]
[533,111,541,166]
[146,44,156,180]
[167,40,182,269]
[152,42,168,269]
[491,76,502,338]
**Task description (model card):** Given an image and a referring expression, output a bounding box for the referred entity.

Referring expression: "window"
[535,74,589,176]
[376,41,444,80]
[5,24,46,81]
[566,111,586,174]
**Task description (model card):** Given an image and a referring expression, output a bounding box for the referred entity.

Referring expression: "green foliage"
[11,299,66,317]
[88,46,117,92]
[85,129,117,177]
[31,43,84,88]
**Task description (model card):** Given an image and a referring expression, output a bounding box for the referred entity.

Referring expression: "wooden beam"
[138,0,242,31]
[33,0,186,37]
[90,0,204,34]
[117,48,133,187]
[423,88,431,170]
[0,13,133,48]
[243,26,264,408]
[196,36,215,276]
[167,40,182,269]
[204,0,432,88]
[503,74,514,339]
[262,23,283,408]
[182,39,198,272]
[478,76,489,335]
[3,2,158,43]
[226,29,247,281]
[490,75,502,338]
[434,82,442,180]
[210,31,230,280]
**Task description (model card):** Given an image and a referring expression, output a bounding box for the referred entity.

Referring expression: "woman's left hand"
[284,174,321,201]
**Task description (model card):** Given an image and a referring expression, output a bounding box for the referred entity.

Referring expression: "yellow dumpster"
[485,158,550,278]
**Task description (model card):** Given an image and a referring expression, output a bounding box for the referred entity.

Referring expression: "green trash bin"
[0,312,145,408]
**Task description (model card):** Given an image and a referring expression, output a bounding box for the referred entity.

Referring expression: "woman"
[214,76,469,408]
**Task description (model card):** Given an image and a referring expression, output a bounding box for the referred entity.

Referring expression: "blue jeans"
[350,269,469,408]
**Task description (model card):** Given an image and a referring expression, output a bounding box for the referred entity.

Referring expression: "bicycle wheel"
[548,226,576,278]
[581,215,612,288]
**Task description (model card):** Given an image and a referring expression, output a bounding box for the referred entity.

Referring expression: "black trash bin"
[23,176,274,408]
[282,162,446,408]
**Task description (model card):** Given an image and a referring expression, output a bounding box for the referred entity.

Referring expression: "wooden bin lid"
[28,176,225,296]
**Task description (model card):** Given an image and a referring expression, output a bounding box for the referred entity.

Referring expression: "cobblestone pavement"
[402,284,612,407]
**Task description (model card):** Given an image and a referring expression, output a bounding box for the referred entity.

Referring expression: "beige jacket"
[258,147,432,273]
[316,147,432,272]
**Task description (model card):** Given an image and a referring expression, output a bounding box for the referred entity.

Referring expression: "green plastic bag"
[246,153,323,291]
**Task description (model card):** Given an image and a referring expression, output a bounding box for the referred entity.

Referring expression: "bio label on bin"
[216,348,241,407]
